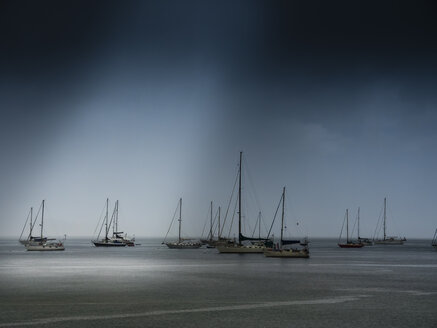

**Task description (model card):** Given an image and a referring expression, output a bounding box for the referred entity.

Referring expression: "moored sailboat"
[338,208,364,248]
[163,198,201,249]
[264,187,309,258]
[373,198,405,245]
[19,206,47,245]
[92,199,127,247]
[25,200,65,251]
[356,207,373,246]
[217,152,272,254]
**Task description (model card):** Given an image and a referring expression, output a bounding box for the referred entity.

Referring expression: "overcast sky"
[1,0,437,239]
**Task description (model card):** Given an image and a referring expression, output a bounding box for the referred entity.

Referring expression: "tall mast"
[105,198,109,240]
[116,200,119,233]
[218,206,221,239]
[210,201,213,241]
[178,198,182,243]
[383,197,387,241]
[258,212,261,239]
[280,187,285,248]
[29,207,33,238]
[238,151,242,245]
[41,200,45,240]
[357,207,360,239]
[346,208,349,243]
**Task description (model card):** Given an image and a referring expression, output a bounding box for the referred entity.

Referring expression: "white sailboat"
[163,198,201,249]
[264,187,309,258]
[373,197,406,245]
[25,200,65,251]
[19,206,47,245]
[217,152,272,254]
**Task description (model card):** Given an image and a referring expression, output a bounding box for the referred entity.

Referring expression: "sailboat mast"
[41,200,45,240]
[218,206,221,238]
[116,200,119,233]
[383,197,387,241]
[346,208,349,243]
[105,198,109,240]
[29,207,33,238]
[280,187,285,248]
[210,201,213,241]
[258,212,261,239]
[358,207,360,239]
[238,151,242,245]
[178,198,182,243]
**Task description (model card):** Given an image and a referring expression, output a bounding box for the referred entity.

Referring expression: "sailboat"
[431,229,437,249]
[373,197,405,245]
[163,198,201,249]
[338,208,364,248]
[356,207,374,246]
[19,206,47,245]
[92,199,127,247]
[25,200,65,251]
[264,187,309,258]
[217,152,272,253]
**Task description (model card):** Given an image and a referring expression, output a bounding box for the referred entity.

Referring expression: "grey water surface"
[0,238,436,327]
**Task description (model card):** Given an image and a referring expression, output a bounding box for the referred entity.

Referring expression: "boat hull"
[374,239,404,245]
[338,243,364,248]
[264,249,309,258]
[166,242,201,249]
[216,245,266,253]
[26,243,65,251]
[92,241,126,247]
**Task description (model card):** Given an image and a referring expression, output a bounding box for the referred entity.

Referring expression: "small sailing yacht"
[19,206,47,245]
[373,198,405,245]
[163,198,201,249]
[25,200,65,251]
[264,187,309,258]
[92,199,127,247]
[356,207,373,246]
[338,208,364,248]
[217,152,273,254]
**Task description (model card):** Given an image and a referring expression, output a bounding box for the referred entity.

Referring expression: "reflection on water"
[1,238,436,327]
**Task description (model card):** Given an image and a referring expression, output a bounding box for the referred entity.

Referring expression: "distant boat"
[356,207,373,246]
[19,206,47,245]
[338,208,364,248]
[373,198,405,245]
[163,198,201,249]
[92,199,128,247]
[25,200,65,251]
[264,187,309,258]
[217,152,272,254]
[432,229,437,249]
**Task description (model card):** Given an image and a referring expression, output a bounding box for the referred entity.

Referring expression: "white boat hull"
[26,243,65,251]
[217,245,266,253]
[374,239,404,245]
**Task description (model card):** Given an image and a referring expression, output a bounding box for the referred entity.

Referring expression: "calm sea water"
[0,238,436,327]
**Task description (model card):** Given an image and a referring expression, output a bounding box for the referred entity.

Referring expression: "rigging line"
[227,193,239,239]
[243,155,262,213]
[19,208,32,241]
[200,206,211,240]
[267,192,283,239]
[220,166,239,237]
[163,200,180,243]
[372,205,384,240]
[211,207,220,238]
[93,201,108,239]
[338,211,347,243]
[350,209,358,238]
[30,202,43,234]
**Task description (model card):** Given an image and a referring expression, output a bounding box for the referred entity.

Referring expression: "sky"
[1,0,437,239]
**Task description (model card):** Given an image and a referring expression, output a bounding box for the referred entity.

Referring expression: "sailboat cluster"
[20,151,432,254]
